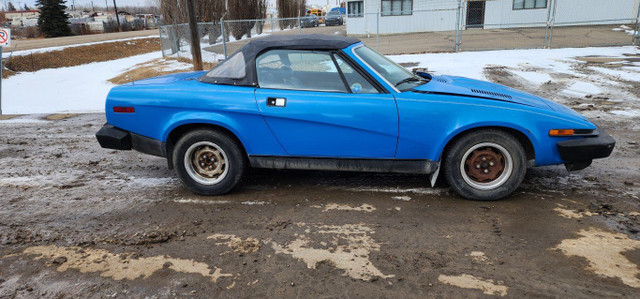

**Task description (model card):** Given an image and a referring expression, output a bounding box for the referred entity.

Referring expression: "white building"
[345,0,640,35]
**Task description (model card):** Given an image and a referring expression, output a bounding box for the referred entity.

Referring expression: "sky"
[4,0,342,10]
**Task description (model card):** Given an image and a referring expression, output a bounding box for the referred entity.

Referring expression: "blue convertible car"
[96,35,615,200]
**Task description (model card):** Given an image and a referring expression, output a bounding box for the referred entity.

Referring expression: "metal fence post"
[544,0,553,48]
[633,1,640,46]
[159,20,165,57]
[547,0,558,49]
[298,15,301,34]
[221,19,227,59]
[455,0,463,52]
[376,11,380,50]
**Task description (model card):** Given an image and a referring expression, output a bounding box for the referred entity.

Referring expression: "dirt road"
[7,30,159,52]
[0,109,638,298]
[1,48,640,297]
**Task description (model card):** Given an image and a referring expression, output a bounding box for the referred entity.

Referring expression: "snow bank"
[387,46,640,81]
[1,52,162,114]
[2,46,639,116]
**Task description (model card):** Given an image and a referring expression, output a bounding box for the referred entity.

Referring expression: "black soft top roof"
[198,34,362,86]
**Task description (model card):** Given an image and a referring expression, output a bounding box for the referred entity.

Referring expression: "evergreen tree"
[24,4,30,10]
[36,0,73,37]
[7,2,17,11]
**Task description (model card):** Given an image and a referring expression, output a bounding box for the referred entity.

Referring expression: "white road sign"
[0,28,11,47]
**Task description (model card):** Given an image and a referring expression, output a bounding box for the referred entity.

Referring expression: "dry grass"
[44,114,78,120]
[108,57,217,85]
[3,38,161,78]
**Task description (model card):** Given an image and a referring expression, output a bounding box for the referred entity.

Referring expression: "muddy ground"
[1,67,640,297]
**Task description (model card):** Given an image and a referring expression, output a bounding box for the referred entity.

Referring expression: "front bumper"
[556,127,615,170]
[96,124,166,157]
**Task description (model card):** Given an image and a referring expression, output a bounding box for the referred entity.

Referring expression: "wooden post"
[186,0,203,70]
[112,0,121,32]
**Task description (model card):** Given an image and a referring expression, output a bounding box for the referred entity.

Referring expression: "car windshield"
[328,11,339,16]
[353,46,426,91]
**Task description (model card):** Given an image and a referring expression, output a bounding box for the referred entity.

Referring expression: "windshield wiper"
[394,77,424,87]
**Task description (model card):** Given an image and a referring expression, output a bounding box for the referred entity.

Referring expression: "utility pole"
[112,0,121,32]
[105,0,109,12]
[186,0,203,70]
[91,1,94,11]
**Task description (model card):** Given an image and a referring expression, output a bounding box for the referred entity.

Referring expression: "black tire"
[172,129,245,195]
[443,129,527,201]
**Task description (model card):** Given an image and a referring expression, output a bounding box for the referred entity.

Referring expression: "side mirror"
[412,68,431,80]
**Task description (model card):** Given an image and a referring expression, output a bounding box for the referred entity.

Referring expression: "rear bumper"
[556,127,615,168]
[95,124,166,157]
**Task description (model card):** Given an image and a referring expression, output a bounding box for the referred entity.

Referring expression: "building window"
[513,0,547,10]
[382,0,413,16]
[348,1,364,18]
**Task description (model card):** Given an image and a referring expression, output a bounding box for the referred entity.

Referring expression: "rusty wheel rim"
[184,141,229,185]
[460,142,513,190]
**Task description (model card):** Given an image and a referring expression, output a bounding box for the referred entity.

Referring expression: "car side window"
[333,55,379,94]
[256,50,348,93]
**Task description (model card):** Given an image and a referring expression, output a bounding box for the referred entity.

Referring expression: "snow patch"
[241,201,269,205]
[7,245,232,283]
[438,274,508,296]
[2,52,162,114]
[173,199,232,205]
[268,222,394,281]
[554,228,640,288]
[392,196,412,201]
[561,81,602,97]
[349,187,446,195]
[311,203,376,212]
[510,70,552,85]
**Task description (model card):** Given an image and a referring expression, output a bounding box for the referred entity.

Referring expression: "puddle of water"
[438,274,508,296]
[554,228,640,288]
[311,203,376,213]
[7,245,232,283]
[207,233,261,254]
[268,222,394,281]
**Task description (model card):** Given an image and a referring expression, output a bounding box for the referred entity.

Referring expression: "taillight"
[113,107,135,113]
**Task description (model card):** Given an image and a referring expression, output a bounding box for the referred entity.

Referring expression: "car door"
[254,49,398,158]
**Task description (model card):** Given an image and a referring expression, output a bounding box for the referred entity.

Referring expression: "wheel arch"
[440,125,536,163]
[165,122,248,170]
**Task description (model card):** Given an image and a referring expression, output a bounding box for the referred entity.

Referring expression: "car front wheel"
[172,129,245,195]
[444,130,527,201]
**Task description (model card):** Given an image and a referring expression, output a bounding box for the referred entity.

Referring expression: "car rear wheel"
[444,130,527,201]
[172,129,245,195]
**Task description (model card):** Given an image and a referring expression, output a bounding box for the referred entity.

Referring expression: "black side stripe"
[410,90,535,107]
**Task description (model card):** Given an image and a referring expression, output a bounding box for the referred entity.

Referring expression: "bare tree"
[227,0,262,40]
[277,0,306,29]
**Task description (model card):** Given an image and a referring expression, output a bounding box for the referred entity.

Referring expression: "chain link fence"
[159,15,338,62]
[160,0,640,62]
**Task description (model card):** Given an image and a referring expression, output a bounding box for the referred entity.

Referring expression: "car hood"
[413,75,554,108]
[129,71,206,86]
[412,74,590,122]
